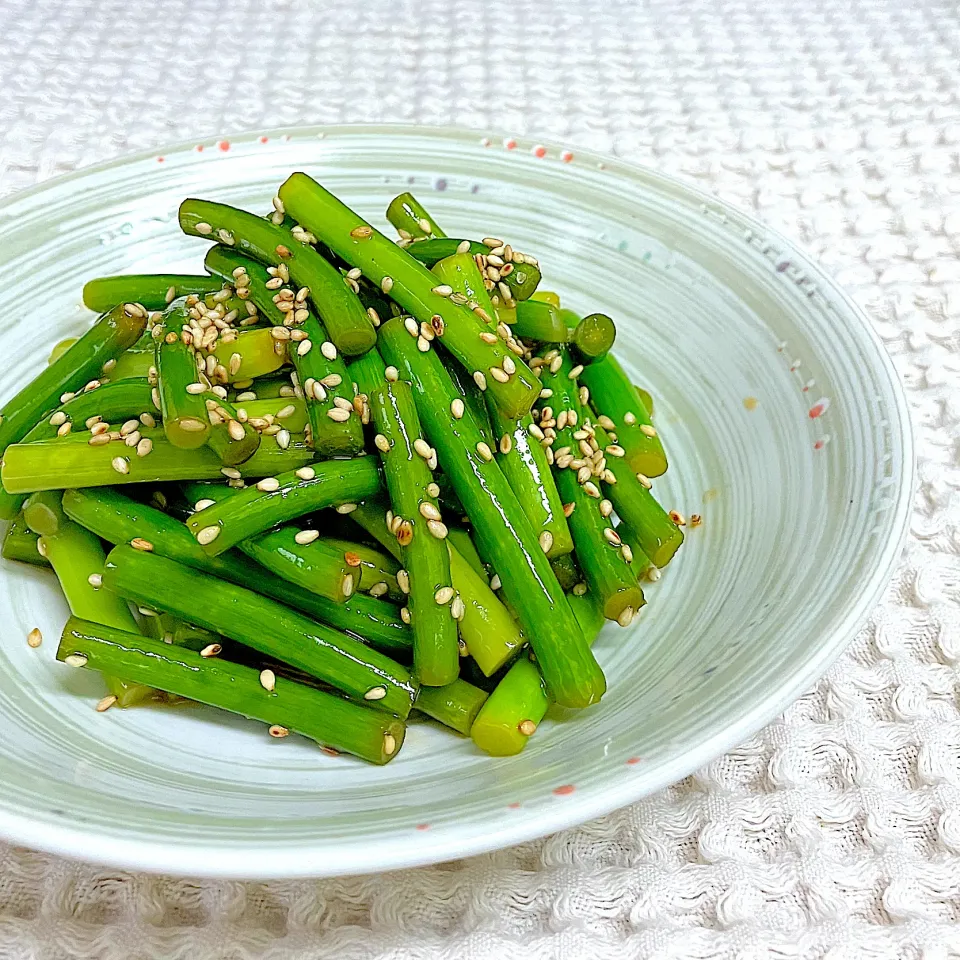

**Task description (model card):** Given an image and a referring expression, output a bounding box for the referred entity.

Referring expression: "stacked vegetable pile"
[0,175,683,763]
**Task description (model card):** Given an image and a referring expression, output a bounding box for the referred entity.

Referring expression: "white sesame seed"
[456,240,472,254]
[450,594,466,621]
[599,499,614,518]
[383,732,398,755]
[260,669,276,692]
[396,569,410,594]
[499,433,512,454]
[381,276,394,294]
[374,434,390,452]
[294,529,320,545]
[622,544,634,563]
[419,501,442,521]
[296,466,316,481]
[432,284,453,298]
[603,527,622,545]
[221,466,242,479]
[49,411,67,426]
[342,574,355,598]
[617,606,636,627]
[269,725,289,738]
[318,341,337,361]
[276,429,291,449]
[502,356,516,375]
[195,222,213,235]
[131,538,154,552]
[385,366,399,382]
[27,628,42,648]
[490,574,502,591]
[640,424,658,438]
[624,412,637,426]
[427,519,448,539]
[110,456,129,475]
[434,586,455,605]
[256,477,280,492]
[369,581,389,597]
[583,481,601,498]
[296,339,313,358]
[476,441,494,462]
[473,371,487,391]
[482,237,502,248]
[64,654,88,668]
[489,366,509,383]
[327,407,351,422]
[336,503,357,514]
[197,525,221,545]
[364,686,388,701]
[403,317,419,338]
[124,430,142,448]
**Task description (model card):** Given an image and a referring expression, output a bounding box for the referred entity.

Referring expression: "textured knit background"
[1,0,959,957]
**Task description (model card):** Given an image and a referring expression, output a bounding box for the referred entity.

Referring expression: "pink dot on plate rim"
[415,823,430,831]
[552,784,576,796]
[808,397,830,419]
[504,138,517,150]
[156,157,165,163]
[259,136,269,144]
[626,756,642,765]
[195,144,204,152]
[507,801,521,809]
[218,140,231,152]
[532,144,547,158]
[561,150,574,163]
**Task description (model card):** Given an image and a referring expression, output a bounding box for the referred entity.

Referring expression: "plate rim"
[0,122,915,877]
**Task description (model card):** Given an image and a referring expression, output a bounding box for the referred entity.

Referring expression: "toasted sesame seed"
[179,418,207,433]
[256,477,280,492]
[482,237,502,248]
[383,732,398,756]
[381,276,394,294]
[260,669,276,692]
[361,685,388,703]
[27,628,42,648]
[197,525,221,545]
[294,338,312,358]
[670,510,686,526]
[269,725,289,738]
[568,364,584,380]
[108,456,128,475]
[476,441,494,462]
[130,537,154,553]
[473,371,487,391]
[295,529,319,545]
[539,531,554,554]
[621,544,634,563]
[599,499,614,518]
[450,398,465,419]
[450,594,466,621]
[479,331,498,345]
[499,433,513,454]
[124,430,142,448]
[432,284,453,298]
[327,407,351,422]
[342,574,355,598]
[49,411,67,426]
[403,316,419,338]
[336,503,357,514]
[384,365,399,382]
[96,694,118,713]
[395,519,413,546]
[195,221,213,235]
[623,412,638,426]
[315,340,336,362]
[603,527,622,546]
[640,424,658,438]
[455,240,472,254]
[221,466,242,479]
[292,467,315,483]
[419,501,442,521]
[427,519,448,540]
[583,481,601,498]
[417,336,431,353]
[351,225,373,239]
[518,719,537,736]
[397,569,410,594]
[64,654,88,668]
[502,356,516,376]
[647,566,662,583]
[489,366,509,383]
[617,606,636,627]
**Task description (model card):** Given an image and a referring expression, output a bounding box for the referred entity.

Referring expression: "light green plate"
[0,126,912,877]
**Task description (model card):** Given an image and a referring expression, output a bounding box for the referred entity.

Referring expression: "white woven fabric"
[1,0,959,956]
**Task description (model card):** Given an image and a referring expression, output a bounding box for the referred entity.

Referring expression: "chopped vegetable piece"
[82,275,222,313]
[59,617,405,764]
[579,354,668,477]
[386,192,446,239]
[416,679,488,735]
